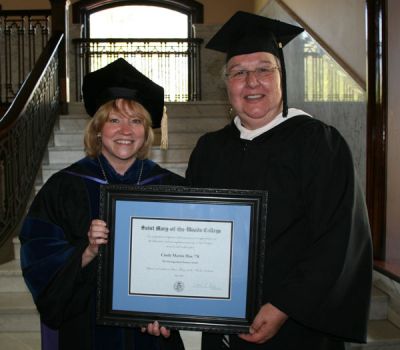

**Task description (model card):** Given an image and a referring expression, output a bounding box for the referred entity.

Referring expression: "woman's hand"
[82,219,109,267]
[141,321,171,338]
[238,303,288,344]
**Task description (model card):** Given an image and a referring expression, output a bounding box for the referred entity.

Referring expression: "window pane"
[260,2,367,189]
[87,5,192,102]
[90,5,188,38]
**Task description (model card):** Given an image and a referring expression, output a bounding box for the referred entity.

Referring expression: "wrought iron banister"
[0,32,63,248]
[73,37,202,102]
[0,9,52,105]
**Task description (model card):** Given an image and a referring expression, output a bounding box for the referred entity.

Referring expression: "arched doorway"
[72,0,203,34]
[72,0,203,101]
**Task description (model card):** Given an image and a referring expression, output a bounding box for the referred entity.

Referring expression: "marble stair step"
[0,260,27,293]
[0,332,41,350]
[180,331,201,350]
[53,130,203,147]
[57,113,228,134]
[0,292,40,332]
[67,101,230,118]
[57,113,90,131]
[164,102,230,119]
[47,145,192,165]
[61,102,229,132]
[12,237,20,260]
[350,319,400,349]
[369,287,389,321]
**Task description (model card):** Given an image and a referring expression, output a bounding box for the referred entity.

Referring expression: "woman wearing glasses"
[186,11,372,350]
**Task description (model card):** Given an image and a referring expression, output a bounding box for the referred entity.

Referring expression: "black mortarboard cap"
[82,58,164,128]
[206,11,303,116]
[206,11,303,60]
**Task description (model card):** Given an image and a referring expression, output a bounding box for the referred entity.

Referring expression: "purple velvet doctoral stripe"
[62,170,108,184]
[138,173,167,185]
[41,322,58,350]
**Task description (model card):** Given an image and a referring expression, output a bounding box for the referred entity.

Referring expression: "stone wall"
[193,23,227,102]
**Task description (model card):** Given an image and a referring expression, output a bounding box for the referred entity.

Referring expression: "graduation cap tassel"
[160,105,168,150]
[278,44,288,117]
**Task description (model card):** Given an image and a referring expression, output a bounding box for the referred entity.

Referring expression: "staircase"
[41,101,231,182]
[1,101,400,349]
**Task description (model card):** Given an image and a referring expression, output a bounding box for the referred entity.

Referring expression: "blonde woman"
[20,59,184,350]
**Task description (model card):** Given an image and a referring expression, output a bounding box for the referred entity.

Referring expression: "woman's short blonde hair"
[84,99,154,159]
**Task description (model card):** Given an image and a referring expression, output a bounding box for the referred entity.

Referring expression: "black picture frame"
[97,185,268,333]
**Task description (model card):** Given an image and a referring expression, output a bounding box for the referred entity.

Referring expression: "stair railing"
[0,32,64,249]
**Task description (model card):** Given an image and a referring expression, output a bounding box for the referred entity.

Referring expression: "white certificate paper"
[129,217,233,299]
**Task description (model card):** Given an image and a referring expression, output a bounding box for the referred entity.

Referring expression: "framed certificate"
[97,185,268,333]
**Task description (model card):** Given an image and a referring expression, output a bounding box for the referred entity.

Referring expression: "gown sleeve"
[19,172,96,329]
[270,123,372,342]
[186,134,214,187]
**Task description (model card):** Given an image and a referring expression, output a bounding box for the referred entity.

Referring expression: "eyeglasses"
[225,66,279,81]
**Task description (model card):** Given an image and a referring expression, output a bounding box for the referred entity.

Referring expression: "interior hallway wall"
[256,0,366,88]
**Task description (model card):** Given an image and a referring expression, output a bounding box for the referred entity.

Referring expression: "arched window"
[72,0,203,101]
[73,0,203,35]
[89,6,188,39]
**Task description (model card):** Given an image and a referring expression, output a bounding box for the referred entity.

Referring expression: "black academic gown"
[186,114,372,350]
[20,155,185,350]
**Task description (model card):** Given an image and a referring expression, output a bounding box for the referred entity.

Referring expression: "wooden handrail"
[0,33,63,134]
[0,9,51,16]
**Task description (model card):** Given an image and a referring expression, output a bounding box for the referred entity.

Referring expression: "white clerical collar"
[234,108,312,140]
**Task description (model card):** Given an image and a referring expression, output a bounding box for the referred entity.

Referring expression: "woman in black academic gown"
[186,11,373,350]
[19,58,185,350]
